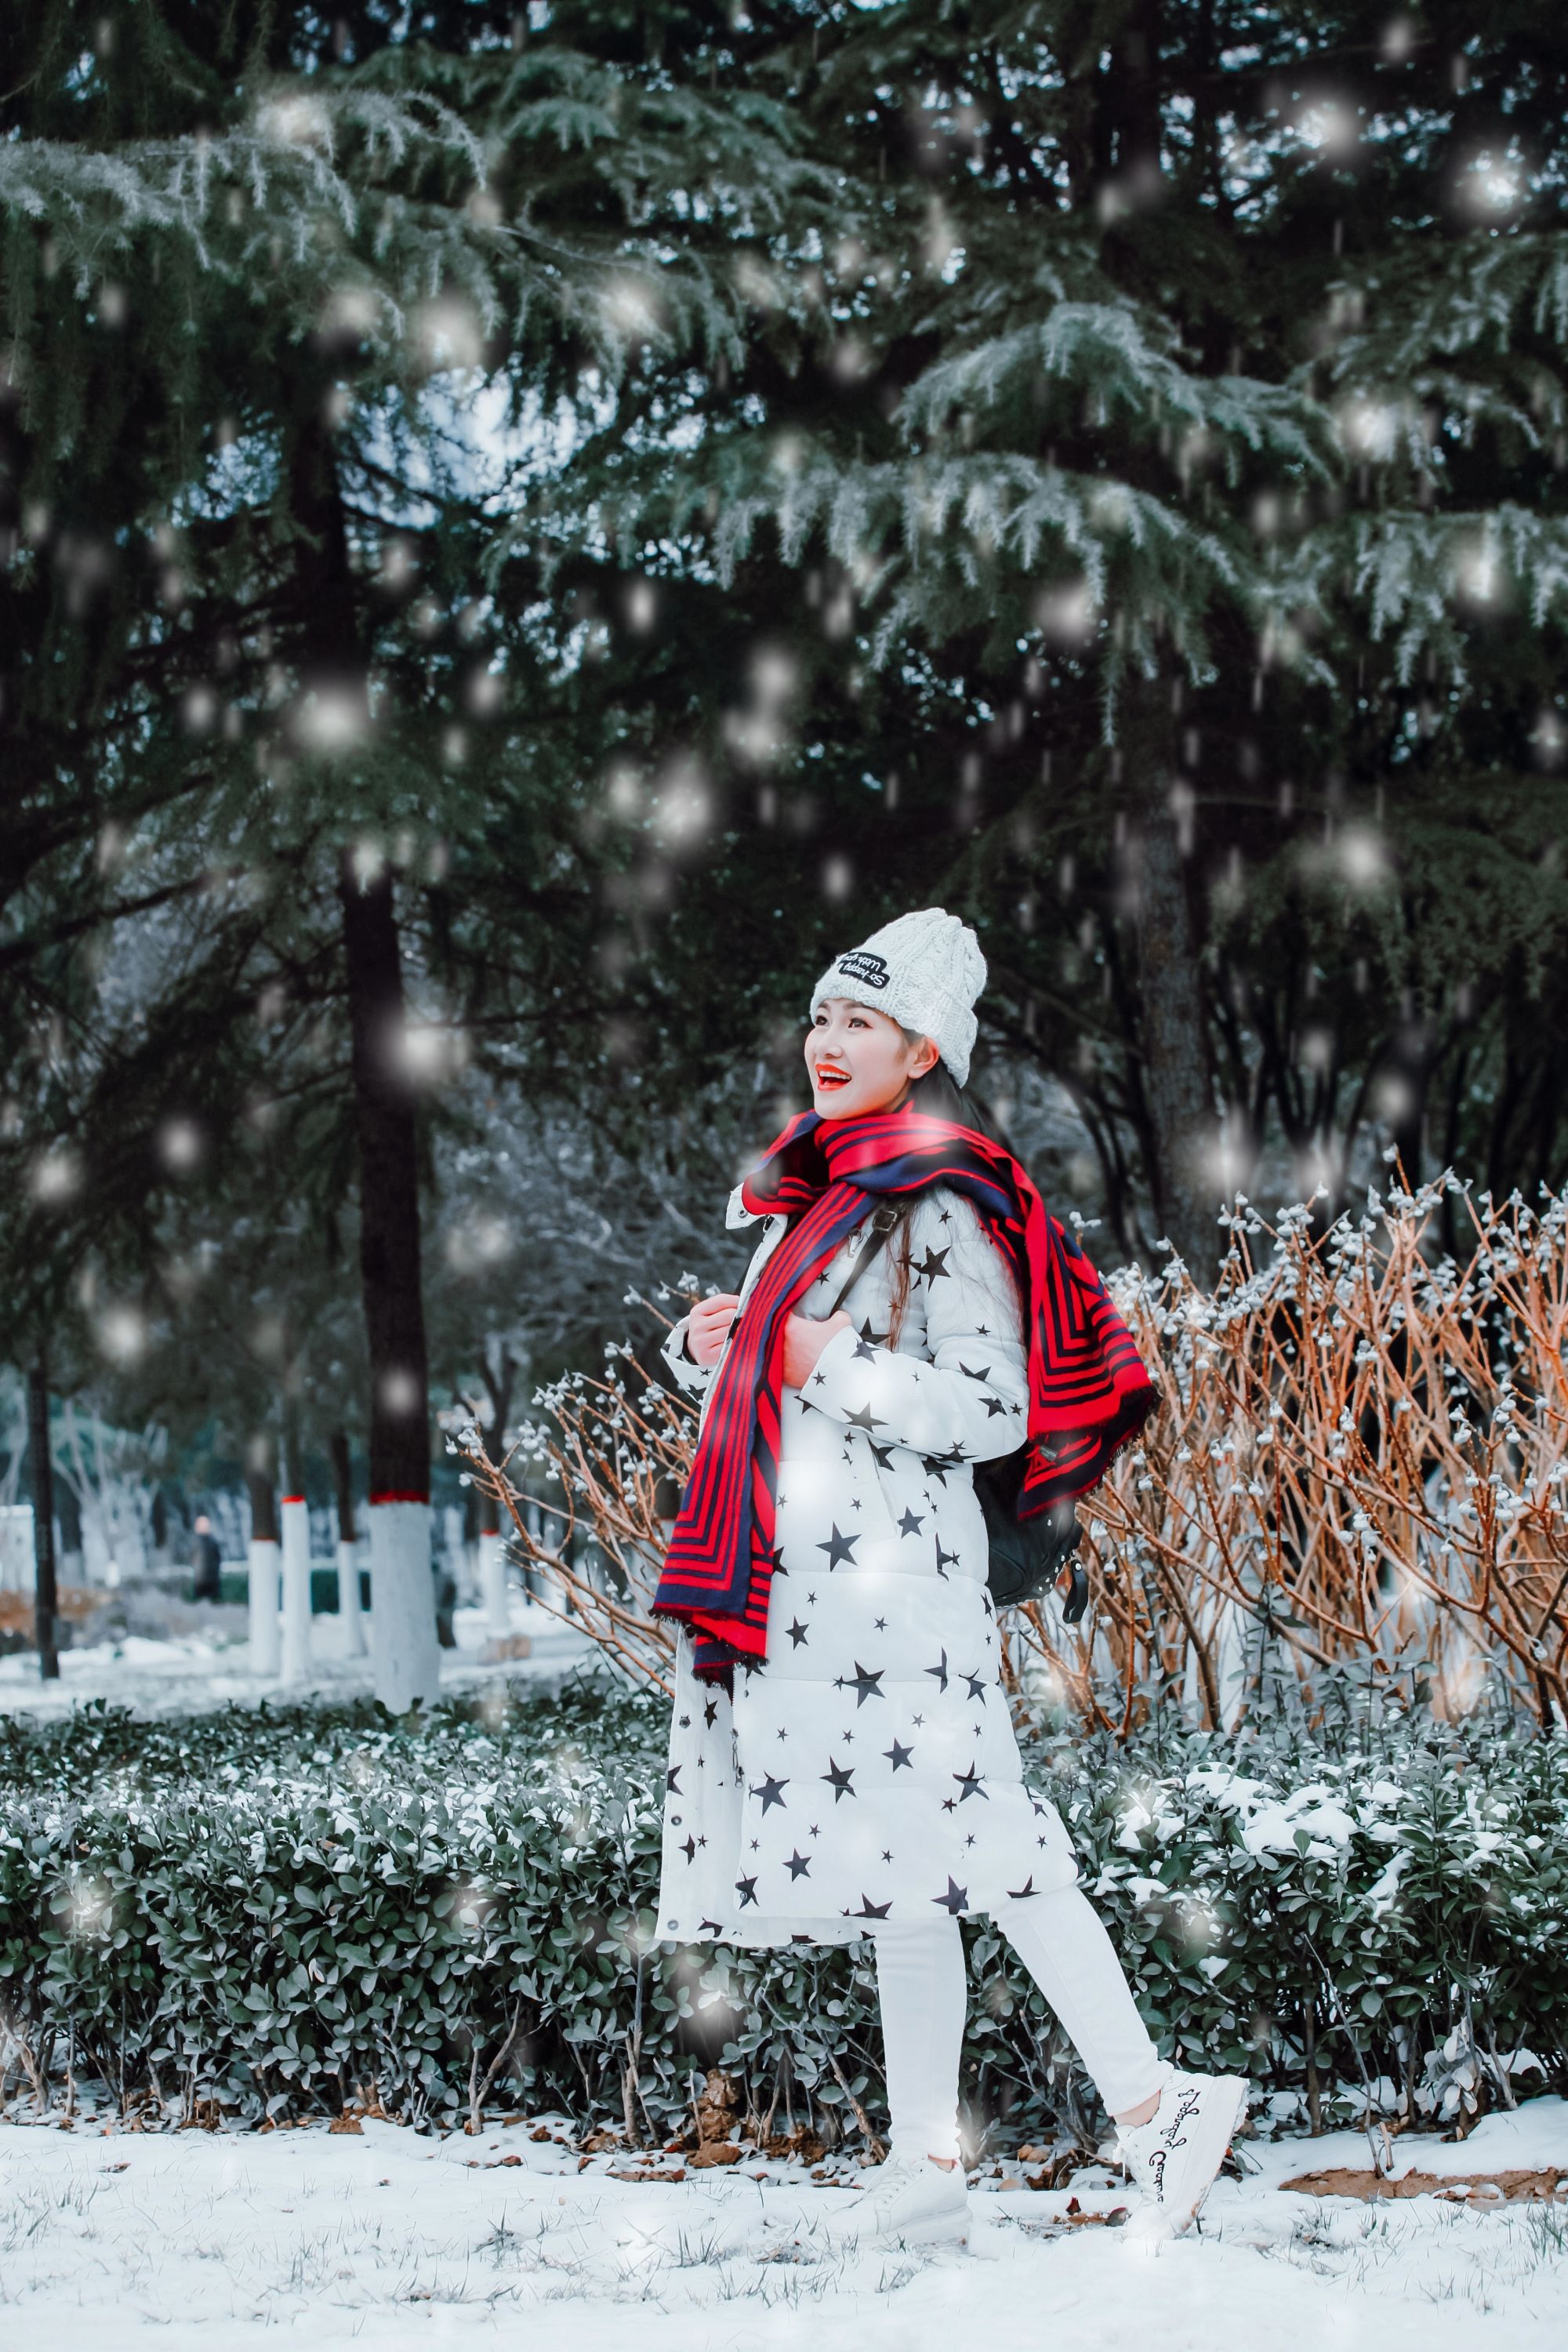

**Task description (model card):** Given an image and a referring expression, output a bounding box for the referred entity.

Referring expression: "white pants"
[873,1892,1164,2164]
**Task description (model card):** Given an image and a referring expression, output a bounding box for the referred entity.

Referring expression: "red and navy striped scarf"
[654,1108,1156,1682]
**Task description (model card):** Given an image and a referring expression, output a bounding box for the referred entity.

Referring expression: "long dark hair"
[904,1054,1007,1144]
[881,1048,1010,1341]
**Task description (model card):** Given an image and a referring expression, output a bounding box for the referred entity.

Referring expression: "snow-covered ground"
[0,2101,1563,2350]
[3,1619,1563,2341]
[0,1599,595,1719]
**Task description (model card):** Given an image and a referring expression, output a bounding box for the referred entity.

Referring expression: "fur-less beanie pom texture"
[809,907,988,1085]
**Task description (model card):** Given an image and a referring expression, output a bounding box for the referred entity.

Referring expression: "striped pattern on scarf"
[654,1109,1156,1682]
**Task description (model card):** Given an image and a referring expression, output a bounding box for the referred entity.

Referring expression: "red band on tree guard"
[368,1491,429,1504]
[282,1494,307,1504]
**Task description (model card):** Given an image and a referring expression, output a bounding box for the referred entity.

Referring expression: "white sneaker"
[1119,2071,1248,2238]
[826,2155,969,2250]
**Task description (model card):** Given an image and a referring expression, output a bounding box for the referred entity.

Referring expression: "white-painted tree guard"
[247,1537,281,1676]
[478,1530,510,1642]
[279,1498,313,1688]
[0,1506,36,1592]
[337,1537,367,1657]
[368,1501,439,1713]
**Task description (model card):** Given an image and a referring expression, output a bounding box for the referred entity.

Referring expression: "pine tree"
[565,3,1568,1266]
[0,2,845,1688]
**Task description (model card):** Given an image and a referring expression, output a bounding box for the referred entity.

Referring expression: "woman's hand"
[782,1309,852,1389]
[685,1293,741,1367]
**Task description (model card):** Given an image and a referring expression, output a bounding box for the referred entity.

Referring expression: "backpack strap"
[826,1202,907,1319]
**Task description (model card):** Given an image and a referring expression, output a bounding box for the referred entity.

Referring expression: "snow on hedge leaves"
[0,1689,1563,2141]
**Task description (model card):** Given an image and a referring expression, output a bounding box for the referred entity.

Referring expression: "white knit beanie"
[809,907,988,1086]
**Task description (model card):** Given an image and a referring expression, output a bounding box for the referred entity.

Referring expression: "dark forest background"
[4,2,1567,1521]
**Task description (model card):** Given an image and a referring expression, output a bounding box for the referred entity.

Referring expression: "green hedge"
[209,1568,369,1611]
[0,1683,1563,2145]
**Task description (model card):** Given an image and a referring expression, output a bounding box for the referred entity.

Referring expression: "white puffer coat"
[655,1181,1079,1949]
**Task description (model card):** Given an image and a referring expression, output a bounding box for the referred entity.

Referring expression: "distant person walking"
[191,1515,222,1604]
[653,908,1247,2248]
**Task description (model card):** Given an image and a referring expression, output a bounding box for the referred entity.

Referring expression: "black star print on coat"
[655,1179,1065,1949]
[666,1766,681,1793]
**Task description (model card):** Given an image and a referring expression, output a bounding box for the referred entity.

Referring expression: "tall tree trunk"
[245,1440,281,1677]
[328,1428,357,1545]
[339,851,438,1707]
[478,1341,516,1541]
[327,1425,368,1660]
[28,1357,59,1682]
[1094,19,1218,1273]
[1125,691,1219,1280]
[476,1341,517,1642]
[289,391,432,1504]
[278,1399,311,1688]
[1383,1006,1432,1189]
[339,855,430,1502]
[245,1455,280,1544]
[289,390,436,1705]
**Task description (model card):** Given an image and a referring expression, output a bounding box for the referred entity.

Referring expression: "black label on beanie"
[836,949,890,989]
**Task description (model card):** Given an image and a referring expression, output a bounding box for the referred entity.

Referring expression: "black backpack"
[826,1205,1087,1621]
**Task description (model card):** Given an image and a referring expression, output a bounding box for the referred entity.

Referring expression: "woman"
[654,908,1245,2247]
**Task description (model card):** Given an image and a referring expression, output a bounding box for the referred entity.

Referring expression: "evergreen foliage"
[5,3,1568,1437]
[0,2,843,1436]
[539,4,1568,1258]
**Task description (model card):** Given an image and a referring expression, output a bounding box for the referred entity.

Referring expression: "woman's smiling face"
[806,998,938,1120]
